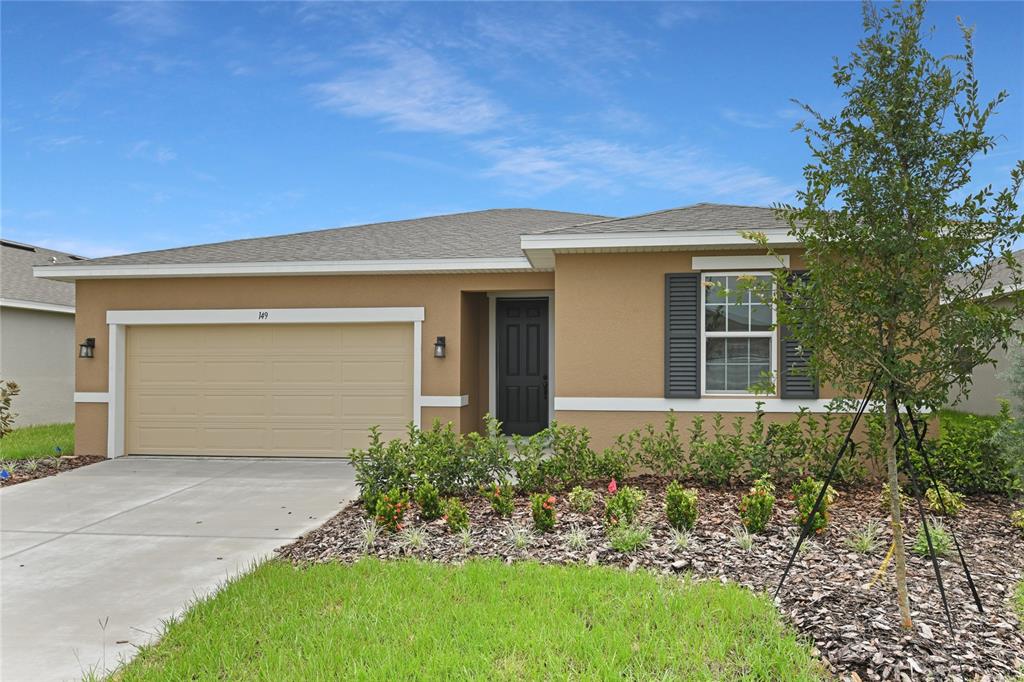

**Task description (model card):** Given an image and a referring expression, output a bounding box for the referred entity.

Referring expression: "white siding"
[0,306,75,425]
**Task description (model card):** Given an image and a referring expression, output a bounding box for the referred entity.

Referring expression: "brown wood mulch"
[278,475,1024,681]
[0,455,105,487]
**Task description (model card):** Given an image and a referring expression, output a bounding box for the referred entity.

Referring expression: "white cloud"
[312,46,503,135]
[31,135,87,150]
[720,109,776,130]
[476,137,795,204]
[127,140,177,164]
[108,2,182,39]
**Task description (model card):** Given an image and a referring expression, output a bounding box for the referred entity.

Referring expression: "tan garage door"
[125,323,413,457]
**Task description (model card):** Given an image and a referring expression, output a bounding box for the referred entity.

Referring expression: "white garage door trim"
[103,307,430,458]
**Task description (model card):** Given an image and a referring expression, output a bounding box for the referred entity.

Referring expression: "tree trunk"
[884,388,913,629]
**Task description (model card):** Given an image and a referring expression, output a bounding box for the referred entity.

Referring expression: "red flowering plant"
[480,479,515,517]
[530,493,557,533]
[608,478,618,494]
[374,487,410,532]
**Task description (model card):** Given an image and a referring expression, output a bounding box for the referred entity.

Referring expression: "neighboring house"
[1,240,82,426]
[35,204,829,459]
[947,249,1024,416]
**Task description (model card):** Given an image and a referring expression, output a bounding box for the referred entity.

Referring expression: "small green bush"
[914,409,1017,495]
[545,422,597,487]
[739,476,775,534]
[414,481,443,521]
[1012,509,1024,532]
[530,493,557,533]
[924,480,966,517]
[480,480,516,517]
[594,442,633,482]
[691,414,740,486]
[567,485,597,514]
[604,482,645,528]
[912,518,952,558]
[374,487,409,533]
[633,412,686,478]
[665,481,698,531]
[880,482,908,513]
[608,524,650,553]
[510,432,548,493]
[791,477,835,534]
[441,498,469,533]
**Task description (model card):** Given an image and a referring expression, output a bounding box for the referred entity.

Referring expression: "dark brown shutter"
[780,270,819,399]
[665,273,701,398]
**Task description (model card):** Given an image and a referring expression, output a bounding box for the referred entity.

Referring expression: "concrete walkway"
[0,456,357,682]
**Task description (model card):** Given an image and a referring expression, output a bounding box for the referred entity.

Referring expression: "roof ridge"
[538,202,775,235]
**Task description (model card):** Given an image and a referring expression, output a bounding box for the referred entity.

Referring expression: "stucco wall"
[73,272,552,455]
[0,306,75,426]
[948,296,1022,415]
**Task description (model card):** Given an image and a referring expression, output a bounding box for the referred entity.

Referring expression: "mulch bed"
[0,455,105,487]
[278,476,1024,681]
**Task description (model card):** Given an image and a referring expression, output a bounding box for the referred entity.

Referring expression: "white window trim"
[554,397,856,413]
[488,291,555,426]
[690,255,789,270]
[700,272,776,397]
[101,307,429,458]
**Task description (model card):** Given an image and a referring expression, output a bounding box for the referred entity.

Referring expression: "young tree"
[762,0,1024,628]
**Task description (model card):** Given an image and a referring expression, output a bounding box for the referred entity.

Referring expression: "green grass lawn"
[115,559,823,681]
[0,422,74,460]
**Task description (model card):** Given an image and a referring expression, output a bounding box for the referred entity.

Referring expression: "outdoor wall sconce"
[433,336,446,358]
[79,337,95,359]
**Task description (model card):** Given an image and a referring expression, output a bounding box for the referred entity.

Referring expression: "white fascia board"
[554,396,865,413]
[519,228,798,252]
[33,257,537,282]
[420,395,470,408]
[691,255,789,270]
[0,298,75,314]
[106,307,426,325]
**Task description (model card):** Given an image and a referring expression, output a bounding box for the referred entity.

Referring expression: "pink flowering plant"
[480,479,516,517]
[604,481,645,528]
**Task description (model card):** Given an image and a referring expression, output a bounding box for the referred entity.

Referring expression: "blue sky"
[2,1,1022,258]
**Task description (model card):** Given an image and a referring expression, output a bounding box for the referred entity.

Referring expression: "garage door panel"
[271,360,342,384]
[126,323,413,457]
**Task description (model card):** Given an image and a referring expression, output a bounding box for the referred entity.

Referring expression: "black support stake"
[773,377,877,601]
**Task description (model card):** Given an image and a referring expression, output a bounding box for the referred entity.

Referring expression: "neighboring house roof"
[1,240,80,312]
[538,203,790,234]
[948,249,1024,299]
[33,203,799,281]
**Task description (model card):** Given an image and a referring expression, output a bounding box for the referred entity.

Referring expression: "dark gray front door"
[496,298,549,436]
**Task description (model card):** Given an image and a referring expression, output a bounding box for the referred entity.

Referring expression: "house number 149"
[257,311,269,320]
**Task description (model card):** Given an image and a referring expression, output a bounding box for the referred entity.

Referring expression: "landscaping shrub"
[463,415,513,487]
[912,518,952,558]
[845,520,884,555]
[805,401,868,485]
[739,476,775,534]
[510,432,548,493]
[374,487,409,532]
[545,422,597,487]
[913,409,1018,495]
[442,498,469,533]
[567,485,596,513]
[348,426,413,512]
[924,480,966,516]
[665,481,698,531]
[608,523,650,553]
[880,482,908,512]
[594,444,633,482]
[992,347,1024,493]
[604,480,644,527]
[414,481,443,521]
[692,414,739,486]
[530,493,557,533]
[0,380,20,438]
[1012,509,1024,532]
[633,412,687,478]
[480,480,515,517]
[408,420,467,495]
[791,477,836,534]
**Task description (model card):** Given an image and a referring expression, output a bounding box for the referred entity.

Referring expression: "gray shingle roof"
[539,203,789,234]
[64,209,607,267]
[1,240,79,308]
[949,249,1024,296]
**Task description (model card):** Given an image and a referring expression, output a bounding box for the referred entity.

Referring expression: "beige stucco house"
[1,240,81,426]
[948,249,1024,415]
[35,204,838,458]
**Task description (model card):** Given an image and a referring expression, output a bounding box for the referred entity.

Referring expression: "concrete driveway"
[0,456,357,682]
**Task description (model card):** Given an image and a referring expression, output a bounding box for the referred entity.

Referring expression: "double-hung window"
[701,273,774,394]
